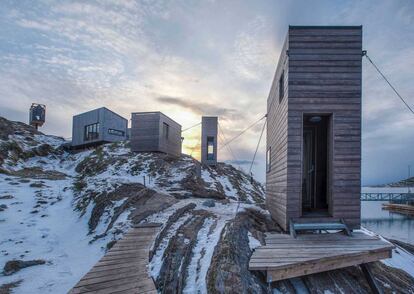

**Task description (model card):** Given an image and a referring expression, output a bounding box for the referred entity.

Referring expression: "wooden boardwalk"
[70,224,161,294]
[249,231,394,282]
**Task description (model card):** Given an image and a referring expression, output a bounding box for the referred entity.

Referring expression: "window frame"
[207,136,215,160]
[163,122,169,140]
[266,147,271,173]
[279,70,284,103]
[84,122,100,141]
[108,128,125,136]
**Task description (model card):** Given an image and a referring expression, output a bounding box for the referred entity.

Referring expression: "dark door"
[302,115,330,215]
[302,127,315,210]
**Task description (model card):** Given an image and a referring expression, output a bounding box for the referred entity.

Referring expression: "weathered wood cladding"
[266,33,290,230]
[266,26,362,231]
[130,112,182,157]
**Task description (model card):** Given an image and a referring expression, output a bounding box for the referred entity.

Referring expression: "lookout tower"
[29,103,46,130]
[201,116,218,165]
[266,26,362,231]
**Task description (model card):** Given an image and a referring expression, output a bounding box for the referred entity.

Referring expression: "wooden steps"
[69,223,161,294]
[290,219,351,237]
[249,231,394,282]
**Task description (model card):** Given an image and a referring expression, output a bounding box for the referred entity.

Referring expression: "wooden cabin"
[266,26,362,231]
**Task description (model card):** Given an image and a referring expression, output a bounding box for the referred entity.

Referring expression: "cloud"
[156,96,245,121]
[1,0,414,184]
[225,159,252,166]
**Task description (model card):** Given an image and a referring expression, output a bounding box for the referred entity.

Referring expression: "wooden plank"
[252,246,392,256]
[70,224,160,293]
[265,250,390,282]
[75,271,143,287]
[106,248,148,255]
[71,278,155,294]
[250,248,391,271]
[81,265,147,280]
[87,261,149,273]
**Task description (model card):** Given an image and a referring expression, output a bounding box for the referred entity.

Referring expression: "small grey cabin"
[266,26,362,231]
[201,116,218,165]
[71,107,127,148]
[130,112,182,157]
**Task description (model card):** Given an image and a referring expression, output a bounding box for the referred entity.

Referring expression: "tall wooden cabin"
[266,26,362,231]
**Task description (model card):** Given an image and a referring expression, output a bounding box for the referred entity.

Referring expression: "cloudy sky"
[0,0,413,185]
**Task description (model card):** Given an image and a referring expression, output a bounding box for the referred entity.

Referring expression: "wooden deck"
[249,231,394,282]
[69,223,161,294]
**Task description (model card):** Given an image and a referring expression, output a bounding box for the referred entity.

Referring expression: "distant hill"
[386,177,414,187]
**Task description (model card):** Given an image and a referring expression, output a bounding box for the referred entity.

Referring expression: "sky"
[0,0,413,185]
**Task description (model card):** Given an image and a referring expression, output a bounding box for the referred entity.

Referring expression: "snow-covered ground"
[0,175,110,293]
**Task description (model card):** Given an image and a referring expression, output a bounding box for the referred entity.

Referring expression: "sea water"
[361,187,414,244]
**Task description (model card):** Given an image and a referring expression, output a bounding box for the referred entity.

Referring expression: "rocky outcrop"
[3,259,46,276]
[207,209,278,294]
[156,209,215,293]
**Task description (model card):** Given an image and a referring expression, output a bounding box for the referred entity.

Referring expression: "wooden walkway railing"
[69,223,161,294]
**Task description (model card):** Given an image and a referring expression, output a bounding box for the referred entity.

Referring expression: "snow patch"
[248,232,261,250]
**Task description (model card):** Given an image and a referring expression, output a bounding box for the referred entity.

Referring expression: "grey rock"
[202,199,216,207]
[3,259,46,275]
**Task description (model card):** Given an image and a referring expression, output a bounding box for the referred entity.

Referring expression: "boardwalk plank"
[70,224,161,294]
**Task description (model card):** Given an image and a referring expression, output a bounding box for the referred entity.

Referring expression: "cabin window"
[207,136,214,160]
[84,123,100,141]
[108,129,125,136]
[279,71,284,103]
[266,147,271,173]
[163,122,169,139]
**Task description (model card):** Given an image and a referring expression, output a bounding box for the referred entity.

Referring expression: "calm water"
[361,187,414,244]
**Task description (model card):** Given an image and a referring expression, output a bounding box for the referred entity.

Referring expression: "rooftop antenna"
[29,103,46,130]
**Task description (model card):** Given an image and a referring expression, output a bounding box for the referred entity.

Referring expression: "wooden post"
[360,263,383,294]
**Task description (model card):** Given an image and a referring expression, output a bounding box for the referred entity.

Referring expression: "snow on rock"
[248,231,261,250]
[150,213,192,278]
[383,246,414,278]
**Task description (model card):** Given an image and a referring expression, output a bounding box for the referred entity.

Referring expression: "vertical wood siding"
[266,34,290,230]
[267,26,362,231]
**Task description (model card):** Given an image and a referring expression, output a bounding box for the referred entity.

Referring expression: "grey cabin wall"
[158,113,182,157]
[72,107,127,148]
[201,116,218,165]
[266,26,362,231]
[130,112,182,157]
[72,108,102,147]
[102,109,128,143]
[130,112,160,152]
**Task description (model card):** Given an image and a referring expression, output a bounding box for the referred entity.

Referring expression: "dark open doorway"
[302,114,331,216]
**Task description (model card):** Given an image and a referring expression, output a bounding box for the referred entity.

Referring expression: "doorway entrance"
[302,114,331,216]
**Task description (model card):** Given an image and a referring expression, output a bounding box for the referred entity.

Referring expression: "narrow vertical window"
[163,122,169,139]
[279,71,284,103]
[266,147,271,173]
[207,136,214,160]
